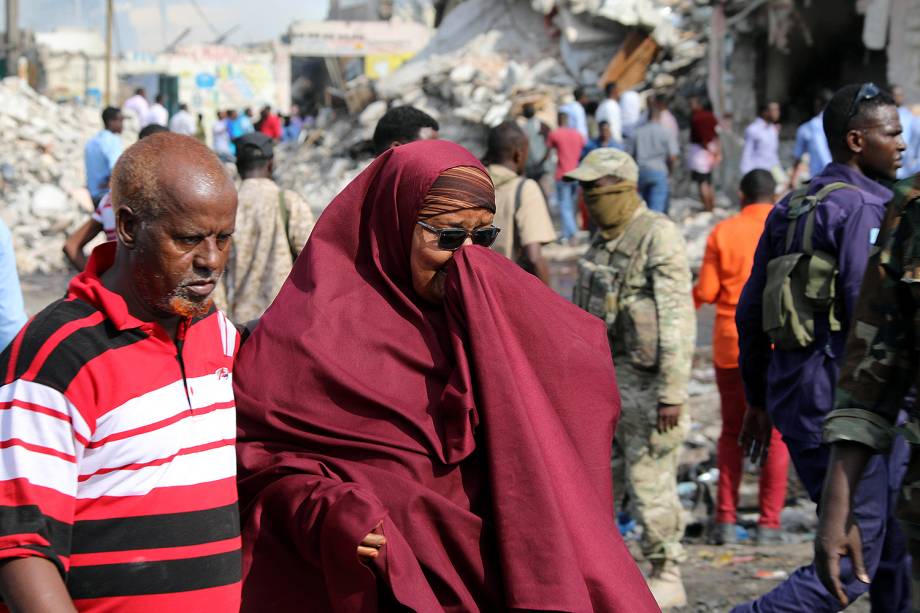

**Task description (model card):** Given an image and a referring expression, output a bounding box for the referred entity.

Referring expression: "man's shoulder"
[889,174,920,211]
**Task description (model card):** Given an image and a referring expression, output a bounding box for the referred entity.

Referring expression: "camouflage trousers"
[897,446,920,612]
[612,367,690,565]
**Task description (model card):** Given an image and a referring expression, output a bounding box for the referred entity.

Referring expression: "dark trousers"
[732,438,911,612]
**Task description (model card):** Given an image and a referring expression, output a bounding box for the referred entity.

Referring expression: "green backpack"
[762,182,856,350]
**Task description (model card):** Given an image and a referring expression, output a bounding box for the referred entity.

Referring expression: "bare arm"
[521,243,551,285]
[62,219,103,272]
[0,558,76,613]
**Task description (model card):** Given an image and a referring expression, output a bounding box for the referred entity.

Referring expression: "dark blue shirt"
[736,163,893,447]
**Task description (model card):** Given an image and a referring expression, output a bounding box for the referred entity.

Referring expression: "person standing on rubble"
[168,102,196,136]
[122,87,149,128]
[146,93,169,127]
[544,112,586,242]
[484,121,556,284]
[560,87,590,141]
[214,133,314,324]
[688,96,721,212]
[734,83,909,613]
[569,148,695,609]
[372,105,440,156]
[519,103,551,182]
[631,104,679,214]
[596,82,623,146]
[694,169,790,546]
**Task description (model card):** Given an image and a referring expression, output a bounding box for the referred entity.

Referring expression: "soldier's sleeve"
[284,189,316,257]
[647,220,696,406]
[825,178,920,452]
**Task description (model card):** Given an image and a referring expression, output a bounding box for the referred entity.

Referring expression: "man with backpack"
[735,84,908,611]
[485,122,556,284]
[214,132,314,323]
[568,148,696,609]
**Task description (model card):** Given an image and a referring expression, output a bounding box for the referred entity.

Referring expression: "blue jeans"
[638,167,670,214]
[731,437,911,613]
[555,180,579,240]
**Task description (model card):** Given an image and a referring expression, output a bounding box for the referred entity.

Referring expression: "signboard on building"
[287,20,433,57]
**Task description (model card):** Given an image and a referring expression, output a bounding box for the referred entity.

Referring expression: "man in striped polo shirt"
[0,133,241,611]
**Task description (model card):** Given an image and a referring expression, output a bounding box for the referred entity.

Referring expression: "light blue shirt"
[740,117,780,175]
[897,106,918,178]
[559,101,588,141]
[84,129,123,200]
[792,113,831,179]
[0,220,27,351]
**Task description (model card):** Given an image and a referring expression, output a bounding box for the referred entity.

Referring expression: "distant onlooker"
[543,112,586,241]
[213,110,234,161]
[654,95,680,144]
[371,106,439,156]
[583,121,622,157]
[65,123,168,271]
[619,89,642,143]
[687,96,721,211]
[239,108,256,135]
[122,87,149,128]
[519,103,551,181]
[631,104,679,214]
[595,82,623,145]
[0,218,26,351]
[168,103,196,136]
[893,85,920,177]
[84,106,123,206]
[195,112,207,143]
[788,90,833,189]
[227,109,243,139]
[214,133,314,323]
[740,102,781,178]
[484,121,556,284]
[146,93,169,127]
[257,105,283,140]
[559,87,590,141]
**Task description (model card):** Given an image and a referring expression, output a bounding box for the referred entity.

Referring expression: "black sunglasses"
[846,82,881,121]
[416,220,501,251]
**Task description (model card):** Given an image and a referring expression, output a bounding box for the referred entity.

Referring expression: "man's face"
[130,176,237,319]
[109,113,124,134]
[851,105,906,181]
[600,123,612,141]
[766,102,781,123]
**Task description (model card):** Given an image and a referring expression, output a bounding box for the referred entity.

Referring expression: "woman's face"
[410,207,495,304]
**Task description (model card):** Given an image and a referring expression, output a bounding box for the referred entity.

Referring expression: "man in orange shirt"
[694,169,790,544]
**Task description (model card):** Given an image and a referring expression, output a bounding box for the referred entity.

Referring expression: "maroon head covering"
[234,140,657,612]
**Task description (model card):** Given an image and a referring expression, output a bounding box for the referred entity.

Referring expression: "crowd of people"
[0,78,919,613]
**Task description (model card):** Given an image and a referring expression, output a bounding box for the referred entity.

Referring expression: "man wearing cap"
[214,132,314,323]
[569,147,695,609]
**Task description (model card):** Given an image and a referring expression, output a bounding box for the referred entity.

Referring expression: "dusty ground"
[18,264,867,613]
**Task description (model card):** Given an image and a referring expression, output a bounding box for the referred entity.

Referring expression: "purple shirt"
[740,117,780,174]
[736,163,893,447]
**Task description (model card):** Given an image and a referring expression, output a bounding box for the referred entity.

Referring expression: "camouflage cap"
[564,147,639,183]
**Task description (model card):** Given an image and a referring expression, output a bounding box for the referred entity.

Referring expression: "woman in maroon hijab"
[234,140,658,612]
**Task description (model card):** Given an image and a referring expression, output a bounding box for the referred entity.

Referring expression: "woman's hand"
[357,521,386,563]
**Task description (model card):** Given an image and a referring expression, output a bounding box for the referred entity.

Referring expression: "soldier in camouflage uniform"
[566,148,696,609]
[213,132,315,324]
[817,173,920,611]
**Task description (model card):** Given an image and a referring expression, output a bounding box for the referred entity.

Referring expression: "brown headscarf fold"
[417,165,495,218]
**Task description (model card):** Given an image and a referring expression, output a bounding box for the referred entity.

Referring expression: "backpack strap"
[514,177,527,214]
[785,182,858,254]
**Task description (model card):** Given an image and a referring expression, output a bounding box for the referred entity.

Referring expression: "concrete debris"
[0,77,137,275]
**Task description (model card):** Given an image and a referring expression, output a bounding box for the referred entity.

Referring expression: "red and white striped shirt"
[0,242,241,611]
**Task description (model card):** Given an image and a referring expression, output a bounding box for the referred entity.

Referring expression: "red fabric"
[714,367,789,529]
[547,127,586,180]
[690,110,719,146]
[258,113,282,139]
[234,140,656,612]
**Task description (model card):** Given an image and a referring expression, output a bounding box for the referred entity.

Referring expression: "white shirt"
[123,95,150,128]
[169,110,196,136]
[620,91,641,128]
[147,103,168,127]
[595,98,623,143]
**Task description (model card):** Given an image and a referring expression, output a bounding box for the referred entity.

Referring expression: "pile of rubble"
[0,77,136,274]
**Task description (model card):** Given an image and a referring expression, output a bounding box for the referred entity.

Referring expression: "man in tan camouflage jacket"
[214,132,315,324]
[567,148,696,609]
